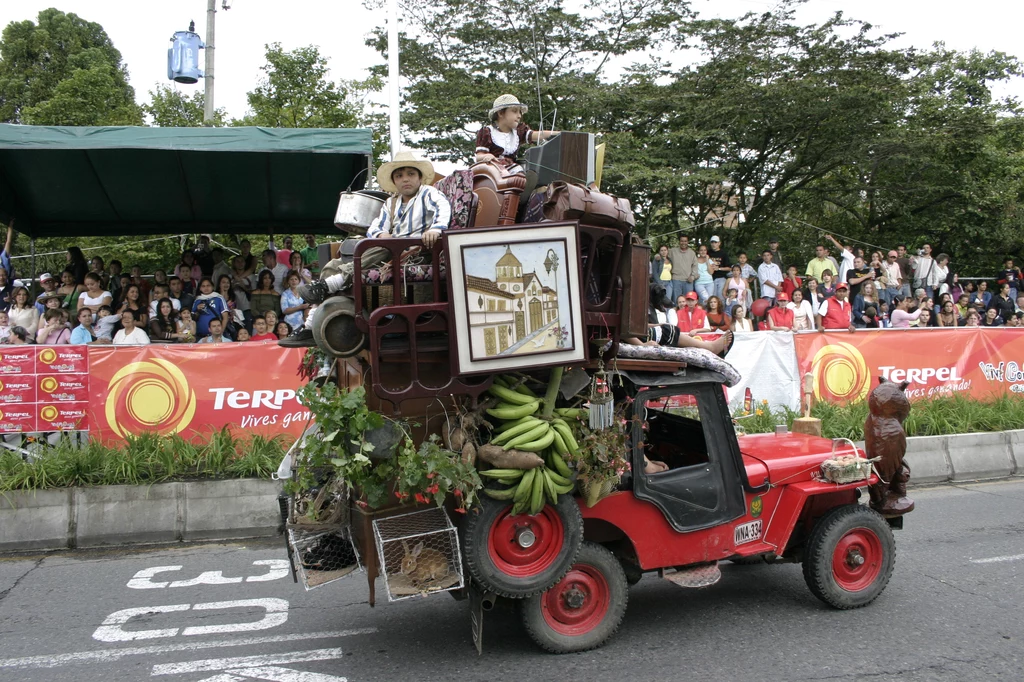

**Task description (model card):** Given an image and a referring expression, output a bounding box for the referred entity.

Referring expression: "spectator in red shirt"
[676,292,709,334]
[780,265,802,299]
[767,292,795,331]
[816,283,856,332]
[250,316,277,341]
[997,258,1022,301]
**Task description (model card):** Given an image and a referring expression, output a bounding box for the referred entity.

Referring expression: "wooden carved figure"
[863,376,915,515]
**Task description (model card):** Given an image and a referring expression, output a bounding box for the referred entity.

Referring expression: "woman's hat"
[376,150,436,194]
[488,94,528,119]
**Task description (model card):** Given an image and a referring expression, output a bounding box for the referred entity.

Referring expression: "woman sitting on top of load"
[475,94,559,168]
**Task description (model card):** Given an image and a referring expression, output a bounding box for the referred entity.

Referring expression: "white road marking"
[0,629,376,670]
[170,571,245,588]
[94,598,289,642]
[226,666,347,682]
[246,560,291,582]
[970,553,1024,564]
[93,604,191,642]
[151,648,345,676]
[182,599,289,637]
[128,566,185,589]
[128,561,291,589]
[197,676,247,682]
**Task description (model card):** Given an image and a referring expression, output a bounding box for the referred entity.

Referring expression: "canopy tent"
[0,124,373,238]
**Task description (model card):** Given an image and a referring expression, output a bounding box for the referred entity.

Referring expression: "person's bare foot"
[644,458,669,474]
[709,330,733,355]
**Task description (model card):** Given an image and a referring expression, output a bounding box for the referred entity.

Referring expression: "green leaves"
[0,9,141,126]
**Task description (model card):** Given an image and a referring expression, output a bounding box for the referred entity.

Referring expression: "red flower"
[427,472,436,479]
[355,500,368,508]
[453,489,463,497]
[455,506,467,514]
[415,493,429,504]
[426,484,440,494]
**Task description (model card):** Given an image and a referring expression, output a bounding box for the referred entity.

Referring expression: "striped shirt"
[367,185,451,239]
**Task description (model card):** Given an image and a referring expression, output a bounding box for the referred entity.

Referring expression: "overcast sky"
[1,0,1022,122]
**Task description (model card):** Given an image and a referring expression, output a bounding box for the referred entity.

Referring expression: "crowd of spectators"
[653,233,1024,334]
[0,225,322,347]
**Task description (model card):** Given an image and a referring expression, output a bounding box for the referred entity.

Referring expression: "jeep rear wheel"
[802,504,895,609]
[462,493,582,599]
[520,541,628,653]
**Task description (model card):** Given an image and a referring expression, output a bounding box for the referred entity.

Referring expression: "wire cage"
[287,524,362,591]
[373,507,464,602]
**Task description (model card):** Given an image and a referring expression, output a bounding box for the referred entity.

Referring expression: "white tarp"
[724,331,801,412]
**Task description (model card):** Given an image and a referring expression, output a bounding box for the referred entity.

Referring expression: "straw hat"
[376,150,435,194]
[488,94,528,119]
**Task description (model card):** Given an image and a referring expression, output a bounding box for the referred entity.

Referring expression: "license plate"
[734,520,763,545]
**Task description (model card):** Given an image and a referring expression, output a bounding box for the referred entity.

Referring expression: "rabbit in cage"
[400,540,450,586]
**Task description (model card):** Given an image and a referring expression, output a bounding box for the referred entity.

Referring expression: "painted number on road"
[93,598,288,642]
[127,560,291,589]
[734,520,763,546]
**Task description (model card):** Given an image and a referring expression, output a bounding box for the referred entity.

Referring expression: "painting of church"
[463,244,565,360]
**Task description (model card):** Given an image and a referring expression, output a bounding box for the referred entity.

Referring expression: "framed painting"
[445,222,588,375]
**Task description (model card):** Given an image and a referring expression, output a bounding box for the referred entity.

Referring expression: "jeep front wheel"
[802,504,895,609]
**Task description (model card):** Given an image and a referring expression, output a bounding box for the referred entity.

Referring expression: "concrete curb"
[0,479,282,552]
[859,429,1023,485]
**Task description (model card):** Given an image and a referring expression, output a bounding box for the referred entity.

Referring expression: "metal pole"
[387,0,400,156]
[204,0,216,124]
[29,238,35,290]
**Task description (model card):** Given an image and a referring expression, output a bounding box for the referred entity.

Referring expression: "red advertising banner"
[86,343,309,444]
[794,328,1024,403]
[0,376,37,404]
[0,404,37,433]
[36,346,89,374]
[37,374,89,402]
[37,402,90,431]
[0,347,38,375]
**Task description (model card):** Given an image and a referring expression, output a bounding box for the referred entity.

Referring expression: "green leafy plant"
[293,382,481,511]
[0,430,289,492]
[735,394,1024,440]
[564,410,631,507]
[393,434,481,514]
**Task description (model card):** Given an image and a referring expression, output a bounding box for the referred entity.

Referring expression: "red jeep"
[460,369,900,653]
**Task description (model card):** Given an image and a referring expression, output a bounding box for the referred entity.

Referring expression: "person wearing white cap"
[707,235,732,301]
[294,150,451,313]
[474,94,559,166]
[34,273,59,315]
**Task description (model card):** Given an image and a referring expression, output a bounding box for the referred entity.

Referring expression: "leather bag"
[542,182,636,231]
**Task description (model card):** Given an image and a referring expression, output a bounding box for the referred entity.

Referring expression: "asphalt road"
[0,480,1022,682]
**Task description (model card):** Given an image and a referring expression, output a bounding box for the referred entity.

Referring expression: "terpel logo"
[104,360,196,438]
[38,348,57,365]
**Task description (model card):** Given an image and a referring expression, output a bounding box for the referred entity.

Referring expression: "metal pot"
[333,190,389,235]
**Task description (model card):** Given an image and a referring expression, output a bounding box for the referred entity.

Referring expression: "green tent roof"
[0,124,373,238]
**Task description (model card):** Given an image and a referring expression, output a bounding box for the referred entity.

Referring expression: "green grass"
[0,429,291,492]
[736,394,1024,440]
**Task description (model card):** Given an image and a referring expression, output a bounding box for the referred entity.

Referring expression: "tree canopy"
[368,0,1024,272]
[145,85,227,127]
[0,8,141,126]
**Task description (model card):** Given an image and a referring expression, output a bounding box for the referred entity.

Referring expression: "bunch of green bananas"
[480,465,575,515]
[479,376,591,515]
[485,382,587,456]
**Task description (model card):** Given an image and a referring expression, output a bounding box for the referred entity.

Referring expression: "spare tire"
[311,296,366,358]
[462,493,583,599]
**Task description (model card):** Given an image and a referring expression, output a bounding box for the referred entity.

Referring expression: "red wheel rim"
[832,527,883,591]
[487,505,565,578]
[541,564,610,636]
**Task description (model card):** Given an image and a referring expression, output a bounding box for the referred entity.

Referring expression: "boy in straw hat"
[295,150,451,307]
[475,94,559,166]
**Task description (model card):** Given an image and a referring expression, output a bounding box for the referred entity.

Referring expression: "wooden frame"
[445,222,588,375]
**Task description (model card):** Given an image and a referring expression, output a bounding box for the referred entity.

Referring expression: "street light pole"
[203,0,216,124]
[387,0,400,156]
